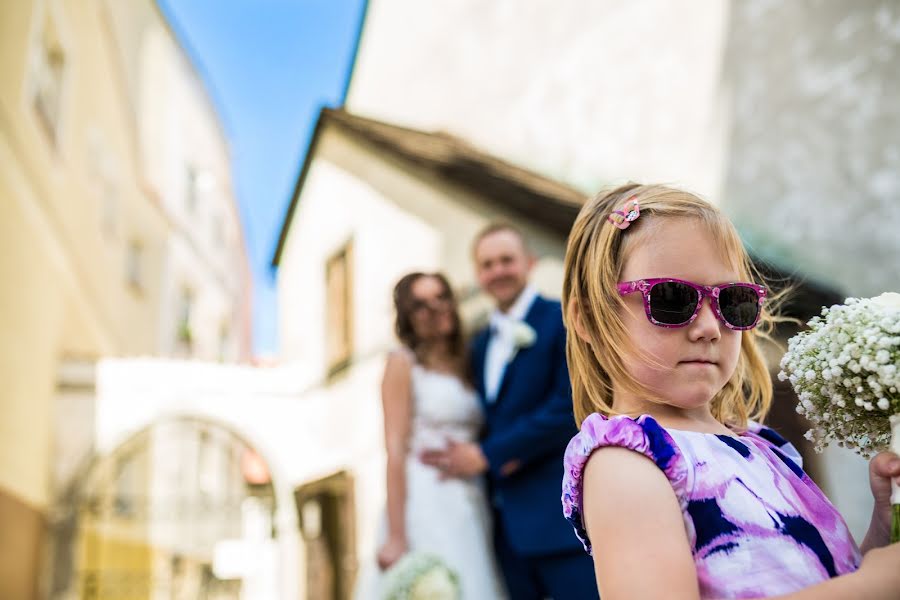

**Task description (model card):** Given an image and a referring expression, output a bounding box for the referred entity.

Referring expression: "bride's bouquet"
[380,552,460,600]
[778,292,900,542]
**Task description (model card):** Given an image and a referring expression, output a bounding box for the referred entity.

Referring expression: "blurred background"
[1,0,898,599]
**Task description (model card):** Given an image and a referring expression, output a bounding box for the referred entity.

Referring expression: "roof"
[270,107,587,267]
[269,108,841,318]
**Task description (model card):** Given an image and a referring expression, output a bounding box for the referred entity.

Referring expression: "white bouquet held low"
[778,292,900,542]
[380,552,460,600]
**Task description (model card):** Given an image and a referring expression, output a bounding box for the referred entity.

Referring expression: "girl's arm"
[582,448,900,600]
[766,544,900,600]
[582,447,701,600]
[377,351,414,570]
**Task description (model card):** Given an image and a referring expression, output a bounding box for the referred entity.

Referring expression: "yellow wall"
[0,490,45,600]
[0,0,169,596]
[78,528,154,600]
[0,0,168,506]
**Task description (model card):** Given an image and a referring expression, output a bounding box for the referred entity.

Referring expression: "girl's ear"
[568,296,592,345]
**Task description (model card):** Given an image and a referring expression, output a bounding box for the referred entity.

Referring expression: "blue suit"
[473,295,597,599]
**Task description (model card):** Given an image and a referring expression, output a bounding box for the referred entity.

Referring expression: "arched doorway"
[49,418,278,599]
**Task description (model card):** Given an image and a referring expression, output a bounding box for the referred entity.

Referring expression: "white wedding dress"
[355,360,507,599]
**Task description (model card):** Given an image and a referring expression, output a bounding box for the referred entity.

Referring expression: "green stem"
[892,414,900,544]
[892,503,900,544]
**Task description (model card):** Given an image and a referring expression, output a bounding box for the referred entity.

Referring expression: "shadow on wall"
[719,0,900,297]
[716,1,900,488]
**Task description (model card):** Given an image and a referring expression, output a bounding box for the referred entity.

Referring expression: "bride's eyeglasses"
[617,278,767,330]
[410,293,453,317]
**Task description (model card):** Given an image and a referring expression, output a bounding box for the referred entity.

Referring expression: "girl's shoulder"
[565,413,685,474]
[562,413,692,554]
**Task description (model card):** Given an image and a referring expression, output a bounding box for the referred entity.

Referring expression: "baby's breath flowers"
[779,292,900,542]
[779,293,900,455]
[381,552,459,600]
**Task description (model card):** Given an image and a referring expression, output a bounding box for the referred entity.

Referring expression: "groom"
[422,223,597,599]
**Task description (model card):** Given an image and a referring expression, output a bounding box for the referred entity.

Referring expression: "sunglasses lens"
[719,285,760,328]
[649,282,699,325]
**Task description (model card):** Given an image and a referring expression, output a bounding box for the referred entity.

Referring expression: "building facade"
[103,0,252,362]
[0,1,250,597]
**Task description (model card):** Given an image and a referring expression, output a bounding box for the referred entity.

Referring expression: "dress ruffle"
[561,414,690,555]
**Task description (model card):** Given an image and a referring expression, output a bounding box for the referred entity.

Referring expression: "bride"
[356,272,507,599]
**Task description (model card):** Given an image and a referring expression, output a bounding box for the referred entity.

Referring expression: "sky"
[157,0,368,357]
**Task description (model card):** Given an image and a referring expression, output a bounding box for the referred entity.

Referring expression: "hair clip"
[607,197,640,230]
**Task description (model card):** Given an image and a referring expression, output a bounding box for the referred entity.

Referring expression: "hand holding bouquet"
[380,552,459,600]
[779,292,900,542]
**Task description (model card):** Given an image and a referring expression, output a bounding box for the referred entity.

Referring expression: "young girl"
[559,184,900,599]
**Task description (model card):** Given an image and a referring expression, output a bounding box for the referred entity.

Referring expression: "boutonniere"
[509,321,537,359]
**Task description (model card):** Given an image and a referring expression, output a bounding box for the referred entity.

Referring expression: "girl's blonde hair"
[562,183,779,429]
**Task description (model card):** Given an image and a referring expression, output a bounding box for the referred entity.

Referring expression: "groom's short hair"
[472,222,533,258]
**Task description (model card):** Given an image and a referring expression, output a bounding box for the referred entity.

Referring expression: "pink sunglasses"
[618,278,767,330]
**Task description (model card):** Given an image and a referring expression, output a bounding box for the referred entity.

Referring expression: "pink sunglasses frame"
[617,278,768,330]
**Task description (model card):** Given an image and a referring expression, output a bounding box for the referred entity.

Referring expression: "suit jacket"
[472,295,582,556]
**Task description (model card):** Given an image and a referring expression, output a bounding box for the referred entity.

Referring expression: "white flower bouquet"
[380,552,460,600]
[778,292,900,542]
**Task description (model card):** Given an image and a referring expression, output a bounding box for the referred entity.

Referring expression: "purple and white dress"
[561,413,861,599]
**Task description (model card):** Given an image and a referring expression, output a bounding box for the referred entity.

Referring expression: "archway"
[48,417,279,599]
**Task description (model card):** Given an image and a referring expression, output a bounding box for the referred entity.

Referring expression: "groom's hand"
[420,439,488,479]
[499,459,521,477]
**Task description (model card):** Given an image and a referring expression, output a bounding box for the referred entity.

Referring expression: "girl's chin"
[666,389,720,410]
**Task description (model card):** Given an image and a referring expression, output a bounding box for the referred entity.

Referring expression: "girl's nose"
[688,297,721,341]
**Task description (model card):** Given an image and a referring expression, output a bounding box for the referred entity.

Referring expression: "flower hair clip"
[607,197,640,230]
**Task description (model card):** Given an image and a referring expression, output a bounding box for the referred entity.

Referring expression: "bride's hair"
[393,272,467,370]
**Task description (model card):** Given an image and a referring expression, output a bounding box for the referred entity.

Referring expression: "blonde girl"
[560,183,900,599]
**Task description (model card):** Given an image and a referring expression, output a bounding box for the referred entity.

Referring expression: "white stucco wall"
[719,1,900,296]
[348,0,730,199]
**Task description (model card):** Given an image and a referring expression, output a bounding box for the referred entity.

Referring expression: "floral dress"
[561,414,861,598]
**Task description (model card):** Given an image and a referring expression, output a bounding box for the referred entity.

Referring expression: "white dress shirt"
[484,285,539,402]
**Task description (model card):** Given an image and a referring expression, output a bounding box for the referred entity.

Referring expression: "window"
[31,10,66,145]
[185,165,199,213]
[212,214,225,248]
[176,287,194,350]
[197,430,219,501]
[100,180,118,239]
[218,321,230,362]
[113,453,140,519]
[126,240,143,290]
[325,241,353,374]
[86,130,118,238]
